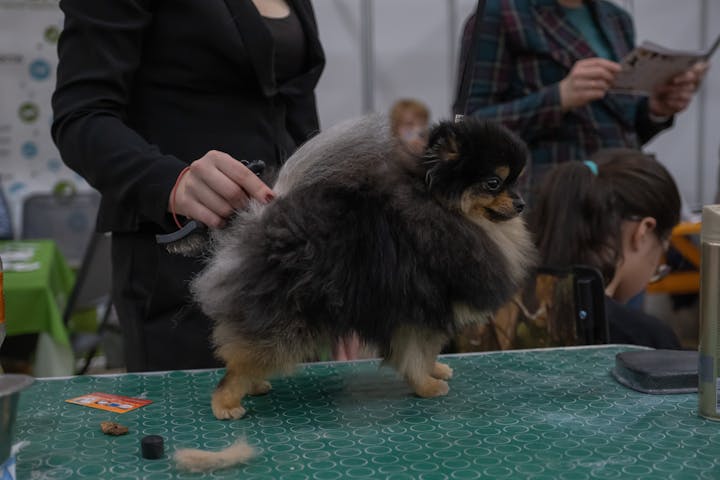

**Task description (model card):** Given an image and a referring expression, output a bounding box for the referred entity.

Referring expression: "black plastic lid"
[141,435,164,459]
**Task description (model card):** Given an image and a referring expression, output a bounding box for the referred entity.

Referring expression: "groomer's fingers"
[187,204,226,229]
[185,178,238,220]
[171,149,268,227]
[210,151,276,204]
[191,161,252,211]
[174,175,227,228]
[173,171,234,228]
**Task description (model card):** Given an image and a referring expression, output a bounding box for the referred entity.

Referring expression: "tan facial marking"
[494,166,510,181]
[490,191,516,217]
[460,190,492,221]
[460,189,519,224]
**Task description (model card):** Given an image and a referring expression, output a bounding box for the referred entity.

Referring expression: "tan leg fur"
[211,329,311,420]
[431,361,453,380]
[385,326,450,398]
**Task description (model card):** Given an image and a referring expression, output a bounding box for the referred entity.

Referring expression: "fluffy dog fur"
[191,115,536,421]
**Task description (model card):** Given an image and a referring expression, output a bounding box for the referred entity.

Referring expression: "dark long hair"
[529,148,681,283]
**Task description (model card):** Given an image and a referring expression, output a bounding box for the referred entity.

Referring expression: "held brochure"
[611,33,720,95]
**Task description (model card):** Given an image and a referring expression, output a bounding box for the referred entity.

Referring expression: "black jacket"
[52,0,325,233]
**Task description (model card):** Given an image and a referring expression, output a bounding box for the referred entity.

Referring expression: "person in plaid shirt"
[457,0,707,190]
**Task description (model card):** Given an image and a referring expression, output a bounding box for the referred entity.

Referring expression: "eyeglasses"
[649,263,671,283]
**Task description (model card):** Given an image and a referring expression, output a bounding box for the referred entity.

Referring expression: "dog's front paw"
[431,362,453,380]
[212,403,246,420]
[413,378,449,398]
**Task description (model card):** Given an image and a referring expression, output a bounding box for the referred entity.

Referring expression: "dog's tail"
[174,439,255,473]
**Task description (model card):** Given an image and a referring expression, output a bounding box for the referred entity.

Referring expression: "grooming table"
[16,345,719,478]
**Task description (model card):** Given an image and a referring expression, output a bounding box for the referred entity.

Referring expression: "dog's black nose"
[513,199,525,214]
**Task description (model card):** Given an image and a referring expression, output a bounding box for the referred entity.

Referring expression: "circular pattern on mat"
[15,347,720,478]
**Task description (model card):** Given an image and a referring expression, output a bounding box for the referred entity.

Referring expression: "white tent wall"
[312,0,720,209]
[632,0,720,209]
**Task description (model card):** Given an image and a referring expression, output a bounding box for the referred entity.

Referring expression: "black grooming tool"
[242,159,266,174]
[156,159,266,255]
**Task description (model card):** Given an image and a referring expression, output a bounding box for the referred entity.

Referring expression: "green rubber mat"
[15,346,720,479]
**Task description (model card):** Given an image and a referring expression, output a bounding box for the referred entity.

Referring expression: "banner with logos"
[0,0,89,237]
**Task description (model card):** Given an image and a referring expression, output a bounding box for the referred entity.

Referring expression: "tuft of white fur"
[174,440,256,473]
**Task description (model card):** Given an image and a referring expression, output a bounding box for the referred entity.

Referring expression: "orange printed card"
[66,392,152,413]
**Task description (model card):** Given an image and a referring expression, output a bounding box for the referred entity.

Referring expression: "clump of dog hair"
[174,440,255,472]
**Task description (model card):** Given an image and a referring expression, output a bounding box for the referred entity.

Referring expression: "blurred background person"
[456,0,708,192]
[389,98,430,155]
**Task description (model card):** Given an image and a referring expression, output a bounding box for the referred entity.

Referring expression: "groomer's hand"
[649,61,709,117]
[559,58,622,111]
[170,150,275,228]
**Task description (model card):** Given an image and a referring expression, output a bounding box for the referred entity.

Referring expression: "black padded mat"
[612,349,698,394]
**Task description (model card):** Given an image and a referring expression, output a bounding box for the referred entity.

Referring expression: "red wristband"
[170,166,192,229]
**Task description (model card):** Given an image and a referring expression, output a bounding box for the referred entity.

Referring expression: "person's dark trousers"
[111,231,222,372]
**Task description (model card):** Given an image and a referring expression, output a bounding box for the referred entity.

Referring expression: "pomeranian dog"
[191,114,536,421]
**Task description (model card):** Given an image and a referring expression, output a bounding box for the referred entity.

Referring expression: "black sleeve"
[635,97,674,146]
[606,297,682,349]
[51,0,186,230]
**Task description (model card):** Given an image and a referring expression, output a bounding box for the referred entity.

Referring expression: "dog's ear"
[427,122,459,162]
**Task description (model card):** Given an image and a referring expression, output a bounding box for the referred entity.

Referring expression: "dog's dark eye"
[483,177,502,192]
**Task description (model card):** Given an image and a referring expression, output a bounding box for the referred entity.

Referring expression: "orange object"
[171,166,192,229]
[647,222,701,294]
[66,392,153,413]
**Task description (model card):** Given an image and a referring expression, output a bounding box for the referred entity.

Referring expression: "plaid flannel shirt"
[458,0,672,183]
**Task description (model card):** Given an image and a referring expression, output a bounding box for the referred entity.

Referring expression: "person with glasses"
[529,148,682,349]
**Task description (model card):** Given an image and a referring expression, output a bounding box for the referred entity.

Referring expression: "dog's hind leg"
[212,345,275,420]
[385,326,450,398]
[211,337,295,419]
[211,322,313,420]
[212,366,254,420]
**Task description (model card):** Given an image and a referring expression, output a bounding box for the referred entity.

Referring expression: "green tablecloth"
[1,240,74,348]
[15,345,720,479]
